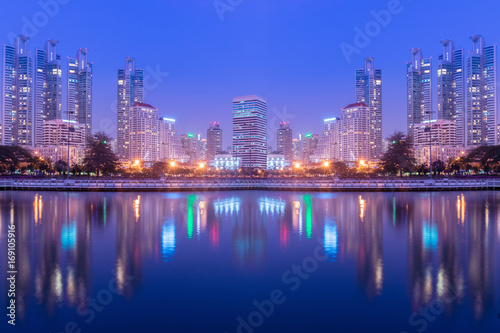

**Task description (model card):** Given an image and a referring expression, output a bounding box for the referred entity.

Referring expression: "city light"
[323,161,330,167]
[199,162,206,168]
[359,160,366,167]
[170,161,176,167]
[134,160,140,166]
[294,162,301,168]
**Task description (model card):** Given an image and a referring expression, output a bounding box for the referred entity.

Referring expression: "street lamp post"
[425,111,434,179]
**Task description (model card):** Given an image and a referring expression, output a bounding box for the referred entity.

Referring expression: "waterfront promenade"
[0,177,499,192]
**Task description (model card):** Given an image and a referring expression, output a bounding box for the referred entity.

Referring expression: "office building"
[34,40,62,147]
[324,117,340,161]
[68,49,93,141]
[2,36,33,146]
[42,119,86,147]
[466,36,497,146]
[207,122,223,162]
[277,122,293,163]
[181,133,199,165]
[232,95,267,169]
[407,49,432,139]
[413,119,456,148]
[339,103,370,164]
[117,57,144,161]
[129,102,159,162]
[355,57,382,161]
[437,40,466,146]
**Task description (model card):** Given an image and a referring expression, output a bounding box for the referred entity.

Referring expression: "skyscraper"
[117,58,144,160]
[34,40,62,147]
[339,103,370,163]
[466,36,497,146]
[355,57,382,161]
[437,40,466,146]
[1,36,33,146]
[277,122,293,163]
[207,122,223,162]
[324,117,340,161]
[68,49,93,141]
[159,117,177,161]
[232,95,267,170]
[407,49,432,139]
[129,102,159,162]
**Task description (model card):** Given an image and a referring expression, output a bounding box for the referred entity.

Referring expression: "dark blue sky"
[1,0,498,148]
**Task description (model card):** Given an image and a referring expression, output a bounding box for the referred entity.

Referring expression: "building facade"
[339,103,370,164]
[207,122,223,162]
[42,119,86,147]
[413,119,456,148]
[232,95,267,169]
[129,102,159,162]
[277,122,293,163]
[2,36,33,146]
[466,36,497,146]
[34,40,62,147]
[407,49,432,139]
[117,57,144,161]
[355,57,382,161]
[68,49,93,141]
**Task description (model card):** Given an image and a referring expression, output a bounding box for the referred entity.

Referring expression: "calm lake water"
[1,191,499,333]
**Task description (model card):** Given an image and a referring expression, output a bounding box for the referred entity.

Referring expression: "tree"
[0,145,33,174]
[381,131,416,177]
[83,132,119,176]
[54,160,68,176]
[150,162,167,178]
[431,160,446,176]
[416,163,428,176]
[467,145,500,174]
[332,162,349,178]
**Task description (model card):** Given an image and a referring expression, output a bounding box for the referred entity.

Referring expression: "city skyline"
[1,1,500,149]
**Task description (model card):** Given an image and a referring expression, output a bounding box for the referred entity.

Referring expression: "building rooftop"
[132,102,156,109]
[343,102,367,109]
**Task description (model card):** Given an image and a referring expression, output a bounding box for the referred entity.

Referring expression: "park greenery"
[0,130,500,178]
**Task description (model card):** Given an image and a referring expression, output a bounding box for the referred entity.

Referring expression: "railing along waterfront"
[0,178,499,192]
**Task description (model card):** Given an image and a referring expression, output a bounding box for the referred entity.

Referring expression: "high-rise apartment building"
[355,57,382,161]
[129,102,159,162]
[437,40,466,146]
[68,49,93,141]
[117,57,144,160]
[34,40,62,147]
[323,117,340,161]
[232,95,267,169]
[42,119,86,147]
[1,36,33,146]
[207,122,223,162]
[276,122,293,163]
[339,103,370,163]
[407,49,432,139]
[466,36,497,146]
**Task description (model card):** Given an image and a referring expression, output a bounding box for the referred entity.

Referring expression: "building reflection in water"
[0,191,498,324]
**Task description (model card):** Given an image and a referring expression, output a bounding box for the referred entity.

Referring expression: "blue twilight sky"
[0,0,499,148]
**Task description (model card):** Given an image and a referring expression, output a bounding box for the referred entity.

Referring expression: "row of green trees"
[1,130,499,178]
[380,131,500,176]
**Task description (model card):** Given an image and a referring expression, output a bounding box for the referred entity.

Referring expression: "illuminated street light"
[323,161,330,167]
[359,160,366,167]
[170,161,176,167]
[134,160,141,166]
[294,162,301,168]
[199,162,206,168]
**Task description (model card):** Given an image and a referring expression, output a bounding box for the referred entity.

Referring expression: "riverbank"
[0,178,498,192]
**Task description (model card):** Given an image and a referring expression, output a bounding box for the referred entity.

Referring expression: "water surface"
[1,191,499,332]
